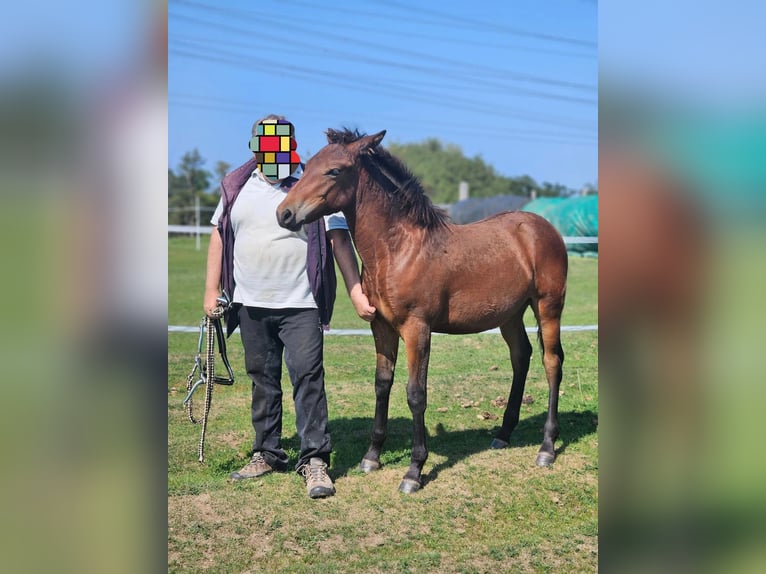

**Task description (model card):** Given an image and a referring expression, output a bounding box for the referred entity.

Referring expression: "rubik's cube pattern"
[249,119,301,180]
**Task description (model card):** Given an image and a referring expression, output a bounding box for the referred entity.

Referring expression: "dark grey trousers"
[237,306,331,471]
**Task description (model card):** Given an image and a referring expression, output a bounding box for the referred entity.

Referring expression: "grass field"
[168,235,598,573]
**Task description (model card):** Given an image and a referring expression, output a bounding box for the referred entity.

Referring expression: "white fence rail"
[168,225,598,244]
[169,324,598,335]
[169,225,212,234]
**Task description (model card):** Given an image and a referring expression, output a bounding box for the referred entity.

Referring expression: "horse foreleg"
[536,302,564,467]
[399,322,432,493]
[360,319,399,473]
[492,316,533,449]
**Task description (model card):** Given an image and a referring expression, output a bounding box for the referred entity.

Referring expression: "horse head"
[276,129,386,230]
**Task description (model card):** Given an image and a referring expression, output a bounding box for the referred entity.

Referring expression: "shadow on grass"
[210,409,597,488]
[322,409,598,482]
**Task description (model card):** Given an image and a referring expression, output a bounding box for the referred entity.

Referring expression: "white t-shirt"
[211,167,347,308]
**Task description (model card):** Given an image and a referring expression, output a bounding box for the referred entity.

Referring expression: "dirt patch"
[217,431,246,450]
[316,534,346,554]
[185,492,217,521]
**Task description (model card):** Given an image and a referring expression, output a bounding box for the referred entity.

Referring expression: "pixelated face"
[248,119,301,182]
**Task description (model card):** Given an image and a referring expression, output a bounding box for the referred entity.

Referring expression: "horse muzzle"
[276,205,303,231]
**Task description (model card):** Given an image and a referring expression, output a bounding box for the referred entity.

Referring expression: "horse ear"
[361,130,386,153]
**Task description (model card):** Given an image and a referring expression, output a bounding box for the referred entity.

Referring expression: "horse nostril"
[280,208,293,226]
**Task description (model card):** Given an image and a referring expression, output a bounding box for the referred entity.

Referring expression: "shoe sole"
[229,469,273,480]
[308,487,336,498]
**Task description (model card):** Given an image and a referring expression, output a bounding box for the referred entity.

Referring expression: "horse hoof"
[535,452,556,467]
[490,438,509,449]
[359,458,381,473]
[398,478,421,494]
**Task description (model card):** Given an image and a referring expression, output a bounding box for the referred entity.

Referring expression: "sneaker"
[300,457,336,499]
[230,452,274,480]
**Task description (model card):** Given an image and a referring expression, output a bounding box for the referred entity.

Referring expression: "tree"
[509,175,539,197]
[385,139,550,203]
[213,160,231,190]
[539,182,573,197]
[168,149,215,225]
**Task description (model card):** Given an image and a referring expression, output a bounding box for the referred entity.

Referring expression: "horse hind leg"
[533,295,565,467]
[491,314,533,449]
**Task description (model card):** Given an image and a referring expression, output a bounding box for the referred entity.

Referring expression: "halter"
[183,292,235,462]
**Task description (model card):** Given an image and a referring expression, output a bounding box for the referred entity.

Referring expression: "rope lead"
[183,298,234,462]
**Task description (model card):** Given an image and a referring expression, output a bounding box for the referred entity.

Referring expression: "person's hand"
[351,289,376,322]
[203,289,224,318]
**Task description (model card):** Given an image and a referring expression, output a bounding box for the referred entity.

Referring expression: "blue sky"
[169,0,598,190]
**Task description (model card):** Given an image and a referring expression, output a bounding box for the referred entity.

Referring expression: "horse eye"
[326,168,341,177]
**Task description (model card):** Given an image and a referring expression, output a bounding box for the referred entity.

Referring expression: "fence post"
[195,195,200,251]
[458,181,469,201]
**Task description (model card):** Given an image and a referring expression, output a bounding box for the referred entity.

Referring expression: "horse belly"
[432,284,530,334]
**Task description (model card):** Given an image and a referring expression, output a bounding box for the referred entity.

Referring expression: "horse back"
[368,210,567,334]
[449,210,567,281]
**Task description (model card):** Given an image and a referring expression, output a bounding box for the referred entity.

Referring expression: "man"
[203,115,375,498]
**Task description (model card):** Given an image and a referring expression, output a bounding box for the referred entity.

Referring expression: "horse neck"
[343,168,432,266]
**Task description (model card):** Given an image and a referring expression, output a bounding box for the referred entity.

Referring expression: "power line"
[170,30,596,108]
[170,1,596,93]
[170,91,596,141]
[167,0,596,184]
[168,34,598,107]
[272,0,596,50]
[170,44,595,132]
[168,12,596,130]
[169,96,597,148]
[232,0,595,60]
[377,0,597,49]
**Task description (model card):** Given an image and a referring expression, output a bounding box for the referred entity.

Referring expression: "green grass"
[168,235,598,573]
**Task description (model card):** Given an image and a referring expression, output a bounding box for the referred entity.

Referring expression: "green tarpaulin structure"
[523,195,598,256]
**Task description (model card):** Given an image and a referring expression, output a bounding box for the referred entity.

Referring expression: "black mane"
[326,127,365,145]
[325,128,450,230]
